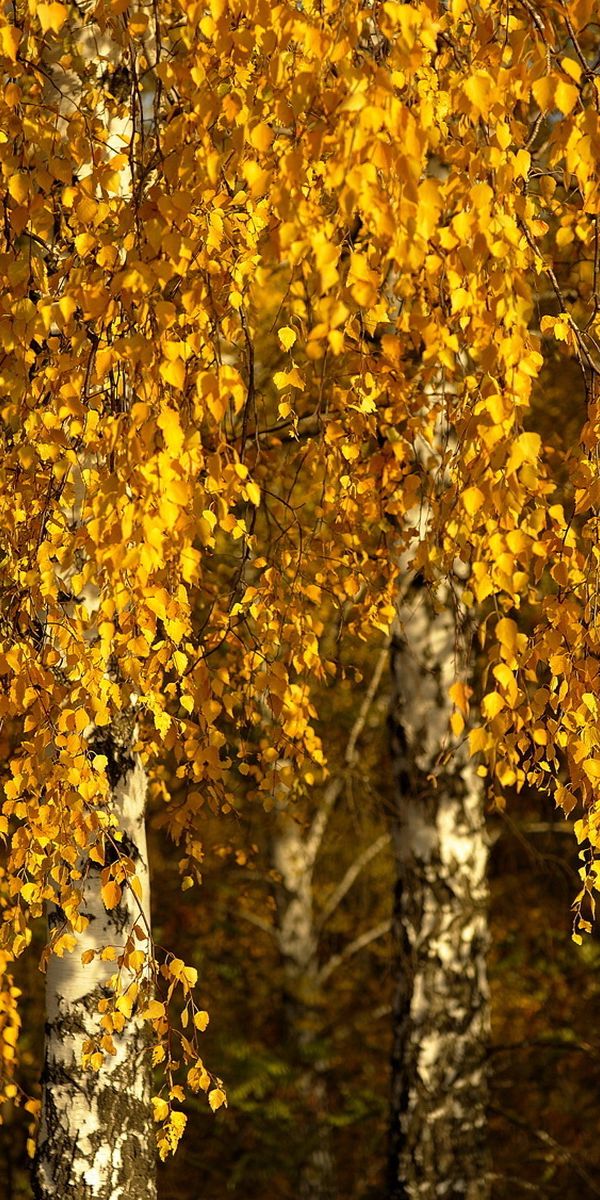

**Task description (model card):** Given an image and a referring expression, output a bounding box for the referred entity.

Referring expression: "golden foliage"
[1,0,600,1144]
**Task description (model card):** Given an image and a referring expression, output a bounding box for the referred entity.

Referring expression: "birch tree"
[388,585,489,1199]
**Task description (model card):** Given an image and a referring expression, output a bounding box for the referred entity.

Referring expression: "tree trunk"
[273,815,336,1200]
[34,737,156,1200]
[388,586,490,1200]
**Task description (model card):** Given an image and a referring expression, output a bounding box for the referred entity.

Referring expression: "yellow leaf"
[115,990,135,1019]
[75,232,95,255]
[157,406,184,454]
[249,122,273,152]
[160,358,186,390]
[58,296,77,323]
[173,650,188,675]
[246,481,260,506]
[273,367,304,391]
[143,999,166,1020]
[506,431,541,474]
[462,486,484,516]
[152,1096,170,1122]
[469,727,490,755]
[532,76,554,112]
[561,56,581,83]
[449,681,470,715]
[492,662,518,706]
[209,1087,227,1112]
[555,79,578,115]
[194,1010,210,1031]
[495,122,510,151]
[464,71,493,116]
[496,617,518,655]
[8,174,29,205]
[0,25,20,61]
[278,326,297,350]
[38,2,68,32]
[101,881,122,910]
[583,759,600,783]
[482,691,505,719]
[182,965,198,989]
[165,616,186,645]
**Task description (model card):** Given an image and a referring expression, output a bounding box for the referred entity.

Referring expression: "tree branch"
[237,909,277,939]
[305,643,389,867]
[317,919,391,986]
[490,1104,600,1196]
[316,833,391,936]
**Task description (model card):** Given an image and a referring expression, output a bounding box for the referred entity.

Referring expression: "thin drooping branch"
[317,919,391,986]
[490,1105,600,1197]
[315,833,391,936]
[306,643,389,868]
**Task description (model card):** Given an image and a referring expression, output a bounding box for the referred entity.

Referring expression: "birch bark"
[32,15,156,1187]
[388,586,490,1200]
[34,733,155,1200]
[273,815,336,1200]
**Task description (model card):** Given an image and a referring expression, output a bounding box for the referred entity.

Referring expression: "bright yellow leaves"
[248,123,274,152]
[278,326,296,350]
[273,367,304,391]
[506,432,541,475]
[462,487,484,516]
[37,2,68,33]
[8,174,30,205]
[495,618,519,660]
[209,1087,226,1112]
[101,882,122,911]
[0,25,20,61]
[347,254,380,308]
[540,314,574,345]
[160,359,186,392]
[152,1096,170,1122]
[464,71,494,118]
[1,0,600,1156]
[555,79,579,116]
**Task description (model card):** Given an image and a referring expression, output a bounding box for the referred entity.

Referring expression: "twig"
[317,919,391,985]
[490,1104,600,1196]
[316,833,391,935]
[305,643,390,866]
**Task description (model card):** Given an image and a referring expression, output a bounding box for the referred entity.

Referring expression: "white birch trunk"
[388,585,490,1200]
[31,10,157,1191]
[34,737,155,1200]
[273,817,336,1200]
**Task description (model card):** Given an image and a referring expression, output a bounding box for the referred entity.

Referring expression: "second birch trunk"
[388,586,490,1200]
[273,815,336,1200]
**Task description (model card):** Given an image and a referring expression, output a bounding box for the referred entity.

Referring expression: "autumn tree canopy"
[0,0,600,1176]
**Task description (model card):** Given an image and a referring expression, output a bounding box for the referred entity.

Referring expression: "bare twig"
[317,919,391,985]
[237,908,277,939]
[316,833,391,935]
[306,643,390,866]
[490,1104,600,1196]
